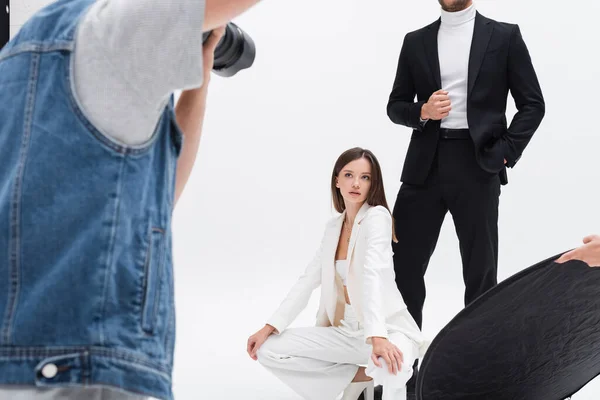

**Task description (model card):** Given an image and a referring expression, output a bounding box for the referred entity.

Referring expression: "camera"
[202,23,256,77]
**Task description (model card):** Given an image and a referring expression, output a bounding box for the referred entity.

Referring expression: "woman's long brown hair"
[330,147,398,243]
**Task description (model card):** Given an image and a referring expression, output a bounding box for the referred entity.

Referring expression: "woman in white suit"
[247,148,429,400]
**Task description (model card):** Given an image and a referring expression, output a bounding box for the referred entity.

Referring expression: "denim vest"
[0,1,182,399]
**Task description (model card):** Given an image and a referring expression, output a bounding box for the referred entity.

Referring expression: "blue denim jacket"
[0,1,182,399]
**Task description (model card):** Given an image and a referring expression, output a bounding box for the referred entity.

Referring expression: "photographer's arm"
[204,0,262,31]
[174,28,224,205]
[73,0,260,147]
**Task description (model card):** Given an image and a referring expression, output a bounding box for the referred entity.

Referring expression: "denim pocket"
[141,227,166,334]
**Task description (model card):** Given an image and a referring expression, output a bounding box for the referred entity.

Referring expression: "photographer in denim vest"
[0,1,260,399]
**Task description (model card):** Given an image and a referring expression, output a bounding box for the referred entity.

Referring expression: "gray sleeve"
[72,0,206,146]
[0,387,147,399]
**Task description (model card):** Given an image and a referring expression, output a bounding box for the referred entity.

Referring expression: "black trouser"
[392,137,501,329]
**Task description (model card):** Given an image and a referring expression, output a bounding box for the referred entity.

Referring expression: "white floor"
[171,266,600,400]
[170,214,600,400]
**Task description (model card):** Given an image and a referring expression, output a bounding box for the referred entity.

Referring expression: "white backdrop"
[9,0,600,399]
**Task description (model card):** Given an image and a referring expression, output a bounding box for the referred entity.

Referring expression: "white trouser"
[257,305,418,400]
[0,386,150,400]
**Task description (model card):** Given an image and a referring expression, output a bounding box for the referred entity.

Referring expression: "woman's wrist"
[370,336,387,344]
[263,324,276,334]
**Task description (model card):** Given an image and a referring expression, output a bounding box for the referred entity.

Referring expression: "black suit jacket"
[387,12,545,185]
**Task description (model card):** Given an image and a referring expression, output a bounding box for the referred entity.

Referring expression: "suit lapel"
[345,203,371,264]
[324,204,372,326]
[423,19,442,90]
[324,215,343,326]
[467,12,493,97]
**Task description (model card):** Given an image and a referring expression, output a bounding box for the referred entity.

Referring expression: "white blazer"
[267,203,429,356]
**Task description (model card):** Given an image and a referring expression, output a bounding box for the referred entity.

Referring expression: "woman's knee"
[256,335,286,364]
[255,338,272,363]
[366,355,414,388]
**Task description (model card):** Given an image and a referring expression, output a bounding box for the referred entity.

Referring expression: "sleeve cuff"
[266,315,287,336]
[411,100,428,130]
[501,138,519,168]
[364,326,389,344]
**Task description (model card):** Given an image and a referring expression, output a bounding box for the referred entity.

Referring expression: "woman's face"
[336,157,372,206]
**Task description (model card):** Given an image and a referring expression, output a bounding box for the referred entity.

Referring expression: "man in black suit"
[382,0,545,396]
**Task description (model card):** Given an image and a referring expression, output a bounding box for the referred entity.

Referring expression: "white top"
[72,0,207,146]
[438,3,476,129]
[335,259,349,286]
[266,204,429,352]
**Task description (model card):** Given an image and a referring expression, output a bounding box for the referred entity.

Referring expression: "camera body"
[202,23,256,77]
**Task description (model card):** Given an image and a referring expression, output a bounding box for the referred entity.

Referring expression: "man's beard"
[439,0,471,12]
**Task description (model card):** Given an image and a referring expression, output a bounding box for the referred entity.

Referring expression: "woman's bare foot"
[351,366,373,383]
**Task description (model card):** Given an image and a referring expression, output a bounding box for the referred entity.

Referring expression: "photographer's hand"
[198,26,226,90]
[174,26,226,205]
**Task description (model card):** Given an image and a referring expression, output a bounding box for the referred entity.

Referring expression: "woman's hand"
[370,337,403,375]
[247,324,276,360]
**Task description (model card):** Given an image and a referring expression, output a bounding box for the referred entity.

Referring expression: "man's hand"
[370,337,403,375]
[421,89,451,121]
[556,235,600,267]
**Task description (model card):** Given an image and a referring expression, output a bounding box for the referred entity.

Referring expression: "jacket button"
[41,363,58,379]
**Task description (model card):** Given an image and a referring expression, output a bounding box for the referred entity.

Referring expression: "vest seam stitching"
[97,157,126,346]
[0,346,170,371]
[2,52,40,345]
[66,40,163,155]
[0,42,74,63]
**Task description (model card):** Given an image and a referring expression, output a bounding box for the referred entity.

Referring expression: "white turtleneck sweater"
[438,3,476,129]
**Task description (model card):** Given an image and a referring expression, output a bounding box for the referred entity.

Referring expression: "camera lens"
[202,23,256,77]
